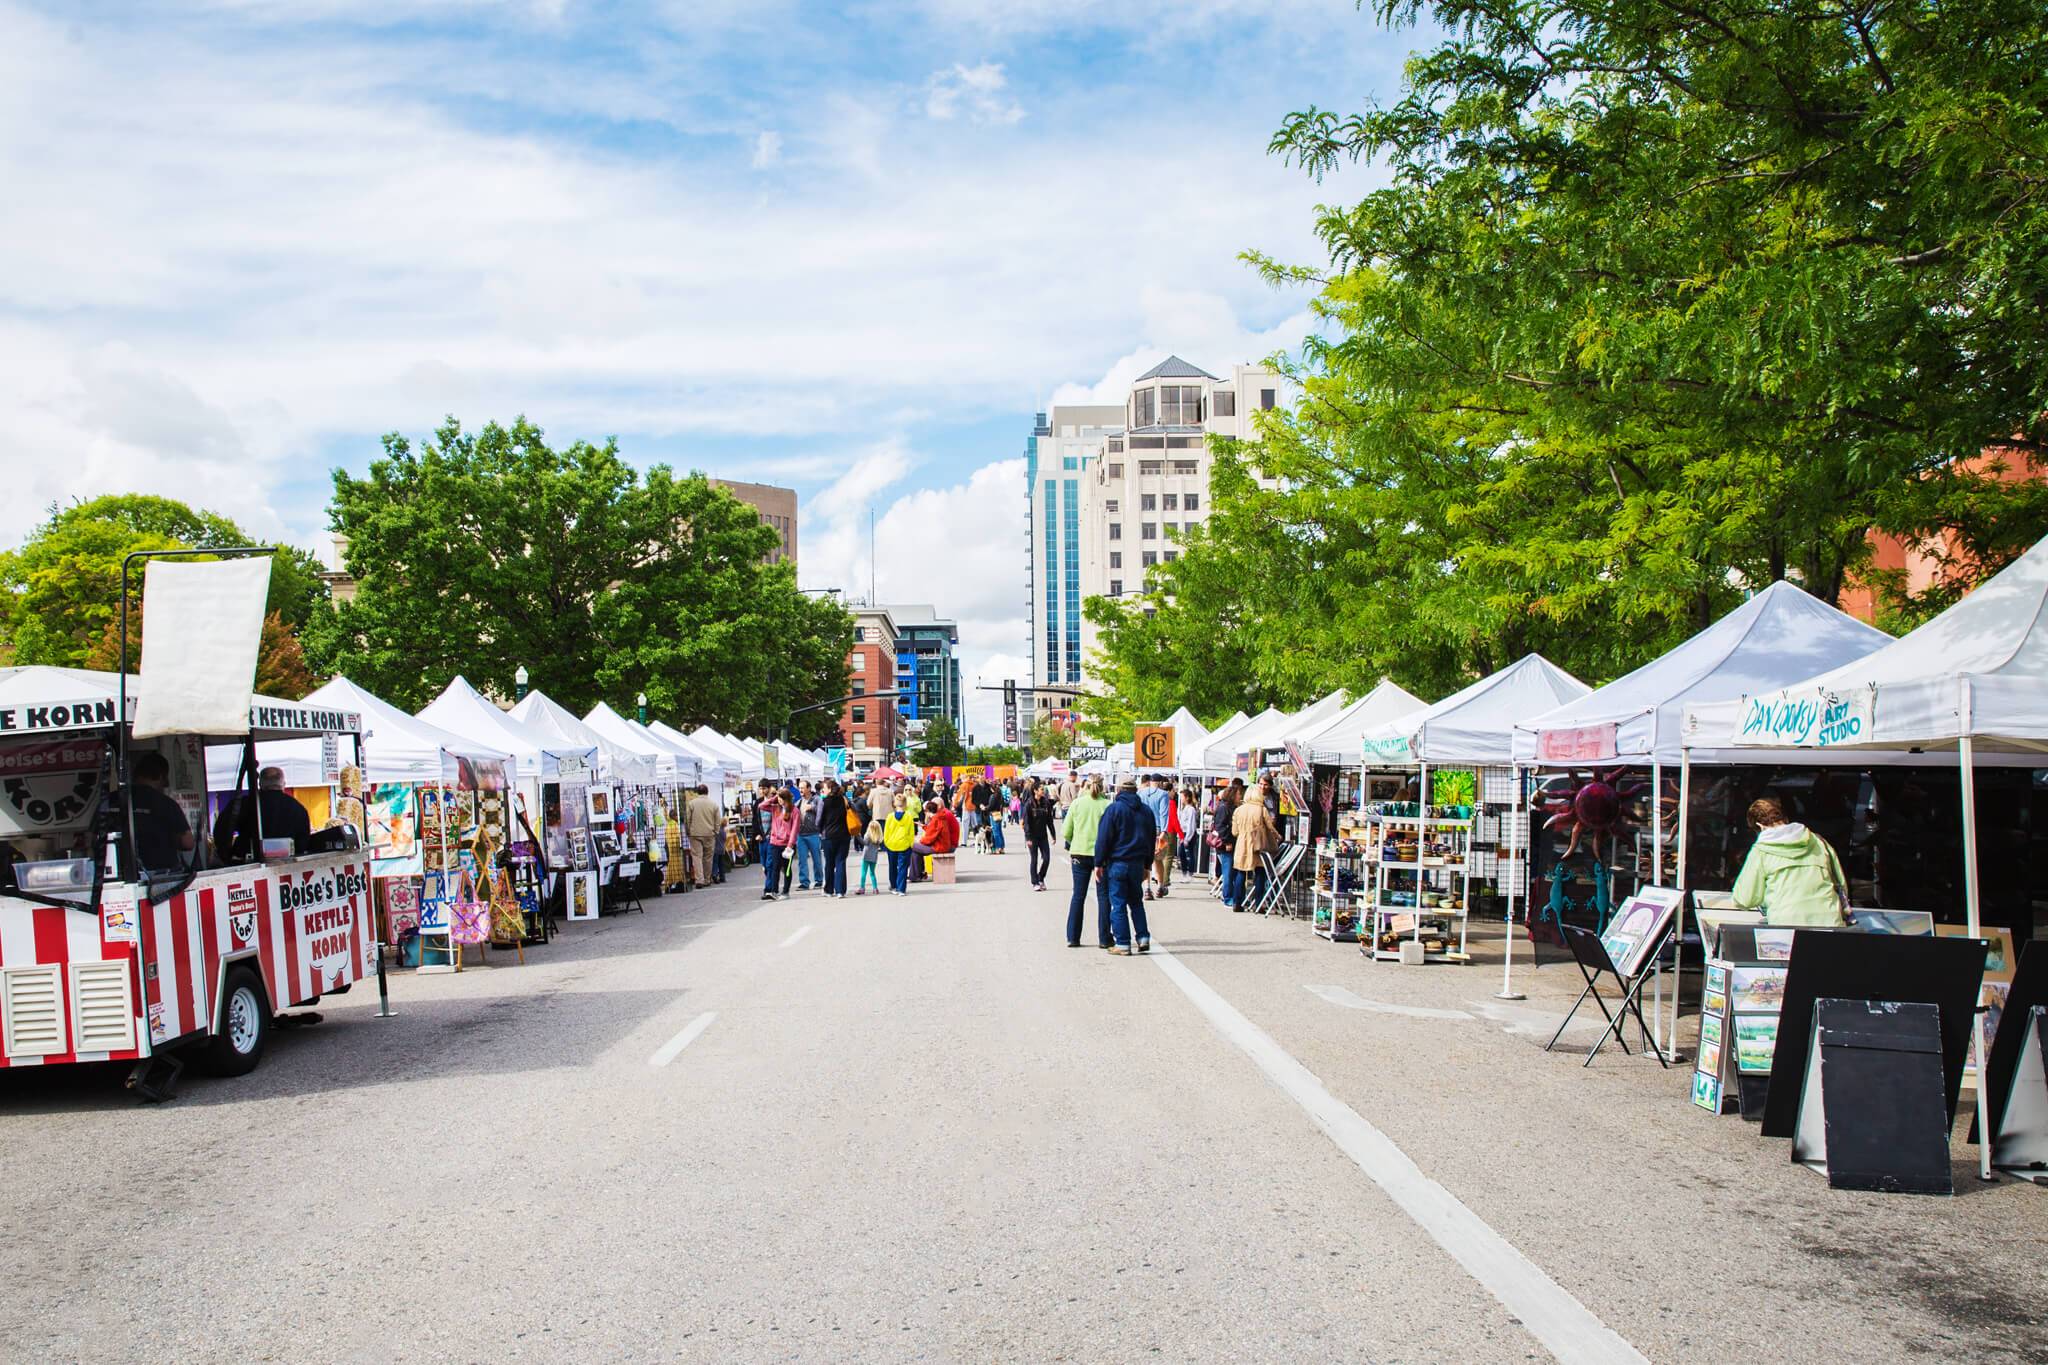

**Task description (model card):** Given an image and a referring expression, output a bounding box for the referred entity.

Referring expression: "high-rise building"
[1024,355,1281,721]
[838,605,901,768]
[712,478,799,566]
[885,604,963,739]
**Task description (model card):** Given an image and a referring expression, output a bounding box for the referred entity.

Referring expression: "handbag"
[846,808,863,835]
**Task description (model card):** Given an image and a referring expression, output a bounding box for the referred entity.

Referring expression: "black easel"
[1546,922,1674,1068]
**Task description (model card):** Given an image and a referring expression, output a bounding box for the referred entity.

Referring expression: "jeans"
[1107,859,1151,947]
[763,844,787,894]
[909,841,935,881]
[1028,836,1051,887]
[1066,854,1111,946]
[989,821,1006,851]
[822,833,850,895]
[1179,835,1198,876]
[1222,854,1243,909]
[887,849,911,893]
[796,833,823,887]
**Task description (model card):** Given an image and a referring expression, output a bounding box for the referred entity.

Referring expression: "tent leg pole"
[1649,760,1672,1058]
[1960,734,1993,1182]
[1497,765,1524,1000]
[1671,751,1690,1060]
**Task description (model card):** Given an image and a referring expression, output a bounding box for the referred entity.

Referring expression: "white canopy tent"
[692,727,765,781]
[1199,706,1285,770]
[1273,689,1356,750]
[583,702,700,785]
[204,674,510,789]
[510,689,657,785]
[1302,678,1430,765]
[417,675,597,781]
[1156,706,1213,771]
[648,720,737,785]
[1699,535,2048,1179]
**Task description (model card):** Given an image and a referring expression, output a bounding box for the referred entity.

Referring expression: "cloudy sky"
[0,0,1415,740]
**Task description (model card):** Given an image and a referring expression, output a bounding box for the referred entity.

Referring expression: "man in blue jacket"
[1095,777,1157,954]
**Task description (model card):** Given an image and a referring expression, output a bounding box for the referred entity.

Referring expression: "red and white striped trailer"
[0,668,372,1094]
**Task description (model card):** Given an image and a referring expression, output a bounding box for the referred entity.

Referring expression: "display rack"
[1311,840,1365,942]
[1357,807,1473,963]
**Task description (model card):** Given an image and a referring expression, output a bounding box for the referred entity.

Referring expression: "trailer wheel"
[195,966,270,1077]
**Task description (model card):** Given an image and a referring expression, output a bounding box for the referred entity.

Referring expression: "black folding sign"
[1792,998,1952,1195]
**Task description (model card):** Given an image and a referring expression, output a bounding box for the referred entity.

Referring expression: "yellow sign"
[1134,725,1175,770]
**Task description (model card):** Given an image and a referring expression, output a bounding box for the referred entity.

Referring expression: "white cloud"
[1048,287,1318,405]
[750,130,783,168]
[923,61,1024,125]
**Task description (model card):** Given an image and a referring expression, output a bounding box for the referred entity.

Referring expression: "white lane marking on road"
[647,1011,717,1067]
[1305,983,1473,1021]
[1153,950,1648,1365]
[780,925,814,948]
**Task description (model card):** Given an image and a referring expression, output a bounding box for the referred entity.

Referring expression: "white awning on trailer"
[1693,532,2048,758]
[1514,580,1894,767]
[1302,678,1430,765]
[1364,655,1587,767]
[417,675,597,780]
[206,674,509,789]
[510,689,657,784]
[0,665,360,743]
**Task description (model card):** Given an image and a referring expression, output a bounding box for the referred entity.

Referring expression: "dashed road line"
[647,1011,717,1067]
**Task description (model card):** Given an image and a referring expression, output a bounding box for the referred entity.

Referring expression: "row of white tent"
[206,673,839,794]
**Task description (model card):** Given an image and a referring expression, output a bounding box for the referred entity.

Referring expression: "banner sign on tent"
[763,745,781,776]
[1362,734,1413,764]
[1734,687,1876,748]
[1135,725,1175,769]
[1535,722,1618,763]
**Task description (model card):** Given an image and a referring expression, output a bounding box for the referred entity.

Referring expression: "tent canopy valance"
[204,674,509,789]
[1363,655,1585,768]
[1302,677,1430,766]
[511,689,656,785]
[417,674,597,780]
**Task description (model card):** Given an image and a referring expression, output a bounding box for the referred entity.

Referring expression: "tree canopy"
[0,494,327,669]
[305,417,855,739]
[1087,0,2048,713]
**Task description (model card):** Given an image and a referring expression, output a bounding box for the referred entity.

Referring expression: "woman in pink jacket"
[763,792,800,901]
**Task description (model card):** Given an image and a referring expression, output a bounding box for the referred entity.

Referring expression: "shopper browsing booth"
[1731,796,1850,927]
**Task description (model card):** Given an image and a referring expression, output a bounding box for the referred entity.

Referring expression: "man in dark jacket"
[1094,778,1156,954]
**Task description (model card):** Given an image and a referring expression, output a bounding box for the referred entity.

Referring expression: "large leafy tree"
[1090,0,2048,708]
[0,494,327,668]
[307,417,853,733]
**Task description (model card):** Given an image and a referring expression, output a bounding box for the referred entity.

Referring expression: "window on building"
[1109,551,1121,569]
[1160,385,1203,425]
[1213,389,1236,417]
[1130,436,1165,450]
[1109,522,1122,540]
[1165,522,1179,538]
[1185,493,1200,512]
[1139,459,1163,475]
[1166,436,1198,449]
[853,731,865,747]
[1108,463,1123,479]
[1162,493,1179,510]
[1104,499,1118,514]
[1108,438,1124,453]
[853,683,866,697]
[1141,522,1157,540]
[1140,493,1156,511]
[851,705,865,723]
[1164,550,1179,563]
[1261,388,1277,410]
[1142,551,1158,567]
[1172,460,1198,474]
[1108,579,1122,596]
[850,653,864,672]
[1131,387,1156,427]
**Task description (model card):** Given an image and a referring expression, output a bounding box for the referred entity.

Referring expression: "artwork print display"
[366,783,418,870]
[1734,1016,1779,1073]
[382,877,420,939]
[1691,1071,1722,1112]
[1729,966,1788,1013]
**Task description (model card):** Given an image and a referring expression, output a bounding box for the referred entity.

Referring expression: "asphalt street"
[2,845,2041,1363]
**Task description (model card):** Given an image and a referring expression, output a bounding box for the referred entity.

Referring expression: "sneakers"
[1137,939,1151,953]
[760,892,776,902]
[1066,941,1081,948]
[1108,945,1132,956]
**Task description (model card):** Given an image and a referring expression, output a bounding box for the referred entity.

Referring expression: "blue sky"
[0,0,1417,737]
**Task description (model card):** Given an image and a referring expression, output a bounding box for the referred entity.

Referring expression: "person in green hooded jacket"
[1732,796,1850,927]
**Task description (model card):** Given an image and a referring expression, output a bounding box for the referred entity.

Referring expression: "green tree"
[307,416,853,729]
[0,494,327,668]
[1090,0,2048,713]
[1027,714,1077,763]
[915,715,967,765]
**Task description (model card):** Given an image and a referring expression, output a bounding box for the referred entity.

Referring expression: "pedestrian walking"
[1139,773,1173,899]
[819,777,851,899]
[1178,785,1201,876]
[1097,777,1156,954]
[762,789,799,901]
[795,781,824,890]
[1213,780,1243,905]
[1023,779,1057,891]
[858,794,886,894]
[1231,777,1280,911]
[883,794,919,895]
[685,783,723,887]
[1059,775,1112,948]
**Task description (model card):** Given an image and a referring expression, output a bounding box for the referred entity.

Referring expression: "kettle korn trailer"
[0,669,374,1097]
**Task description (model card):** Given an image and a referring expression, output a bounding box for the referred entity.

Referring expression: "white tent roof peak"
[511,689,657,784]
[417,674,597,780]
[1517,580,1894,766]
[1366,655,1587,766]
[1304,678,1431,764]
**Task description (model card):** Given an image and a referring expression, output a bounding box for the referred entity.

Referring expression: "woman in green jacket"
[1732,797,1849,927]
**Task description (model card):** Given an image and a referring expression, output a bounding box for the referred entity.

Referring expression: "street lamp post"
[514,664,529,701]
[636,691,648,724]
